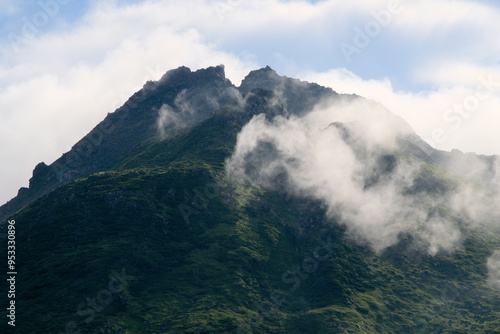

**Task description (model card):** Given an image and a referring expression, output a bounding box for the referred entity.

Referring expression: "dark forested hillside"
[1,65,500,333]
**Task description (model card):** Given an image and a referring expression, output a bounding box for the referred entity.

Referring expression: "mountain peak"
[238,65,338,116]
[258,65,278,74]
[239,65,279,93]
[3,64,500,333]
[155,64,228,88]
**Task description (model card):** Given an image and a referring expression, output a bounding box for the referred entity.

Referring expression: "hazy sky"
[1,0,500,205]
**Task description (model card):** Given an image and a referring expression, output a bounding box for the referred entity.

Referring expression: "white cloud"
[301,67,500,156]
[2,0,500,208]
[225,98,466,254]
[0,0,257,205]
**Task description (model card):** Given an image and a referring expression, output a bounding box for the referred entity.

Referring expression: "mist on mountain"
[226,82,500,257]
[2,65,500,333]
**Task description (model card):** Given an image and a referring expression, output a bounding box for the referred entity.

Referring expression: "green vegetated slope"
[1,66,500,333]
[4,152,500,333]
[3,116,500,334]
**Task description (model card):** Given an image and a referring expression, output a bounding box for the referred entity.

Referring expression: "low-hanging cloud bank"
[225,96,500,256]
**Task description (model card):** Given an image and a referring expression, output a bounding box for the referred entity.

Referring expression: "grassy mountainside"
[3,152,500,333]
[1,66,500,333]
[0,65,241,222]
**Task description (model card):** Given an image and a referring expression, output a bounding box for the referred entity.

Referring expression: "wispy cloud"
[226,97,451,254]
[0,0,257,205]
[226,93,500,255]
[301,68,500,155]
[1,0,500,209]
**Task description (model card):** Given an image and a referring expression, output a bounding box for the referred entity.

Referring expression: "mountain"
[1,65,500,333]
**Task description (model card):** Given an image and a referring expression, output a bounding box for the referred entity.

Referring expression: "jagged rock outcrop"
[0,65,239,220]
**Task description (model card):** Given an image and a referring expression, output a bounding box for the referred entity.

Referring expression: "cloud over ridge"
[226,96,499,255]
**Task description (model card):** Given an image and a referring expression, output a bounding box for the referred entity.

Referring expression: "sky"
[1,0,500,206]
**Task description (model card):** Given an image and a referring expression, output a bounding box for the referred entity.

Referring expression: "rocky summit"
[1,65,500,333]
